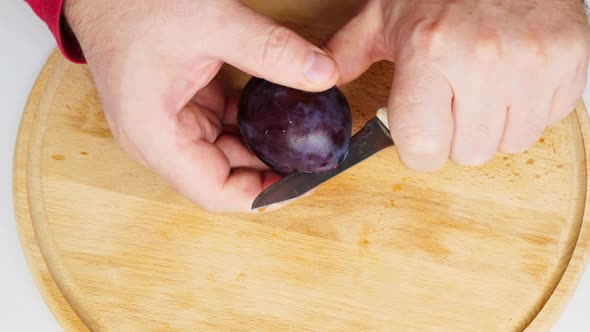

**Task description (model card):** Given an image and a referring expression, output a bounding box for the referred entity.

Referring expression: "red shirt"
[25,0,85,63]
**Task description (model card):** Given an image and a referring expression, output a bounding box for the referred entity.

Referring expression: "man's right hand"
[63,0,339,213]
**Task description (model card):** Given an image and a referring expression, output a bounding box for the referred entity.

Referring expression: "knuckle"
[471,33,502,63]
[261,25,297,66]
[411,18,446,56]
[517,37,547,69]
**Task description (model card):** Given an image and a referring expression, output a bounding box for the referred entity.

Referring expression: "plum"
[237,77,352,175]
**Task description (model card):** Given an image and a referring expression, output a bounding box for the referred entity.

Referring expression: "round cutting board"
[12,2,590,331]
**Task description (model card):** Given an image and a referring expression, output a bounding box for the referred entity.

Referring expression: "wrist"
[63,0,89,50]
[62,0,110,60]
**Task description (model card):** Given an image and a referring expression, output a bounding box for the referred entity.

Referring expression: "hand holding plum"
[63,0,339,212]
[326,0,590,171]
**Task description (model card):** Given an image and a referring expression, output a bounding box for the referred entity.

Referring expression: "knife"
[252,107,394,210]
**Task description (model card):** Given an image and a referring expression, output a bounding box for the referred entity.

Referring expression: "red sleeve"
[25,0,86,63]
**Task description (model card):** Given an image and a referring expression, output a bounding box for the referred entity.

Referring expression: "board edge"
[12,48,91,332]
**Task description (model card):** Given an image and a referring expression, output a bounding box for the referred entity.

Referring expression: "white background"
[1,1,590,331]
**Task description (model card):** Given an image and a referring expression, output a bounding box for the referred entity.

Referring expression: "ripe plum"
[237,77,352,175]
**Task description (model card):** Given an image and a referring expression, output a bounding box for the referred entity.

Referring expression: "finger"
[500,95,552,154]
[323,1,387,84]
[450,89,507,166]
[223,96,239,126]
[388,62,454,172]
[213,2,338,91]
[145,128,279,213]
[215,134,269,170]
[191,79,226,114]
[217,95,267,169]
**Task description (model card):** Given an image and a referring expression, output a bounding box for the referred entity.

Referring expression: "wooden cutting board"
[13,1,590,331]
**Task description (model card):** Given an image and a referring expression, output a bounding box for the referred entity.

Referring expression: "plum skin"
[237,77,352,175]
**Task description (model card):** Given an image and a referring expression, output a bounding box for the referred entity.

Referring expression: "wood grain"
[12,1,590,331]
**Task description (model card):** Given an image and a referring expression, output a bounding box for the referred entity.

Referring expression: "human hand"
[326,0,590,171]
[63,0,339,212]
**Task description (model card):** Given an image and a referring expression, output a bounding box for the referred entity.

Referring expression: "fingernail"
[304,51,336,84]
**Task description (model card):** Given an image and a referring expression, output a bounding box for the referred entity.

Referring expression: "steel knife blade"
[252,108,393,210]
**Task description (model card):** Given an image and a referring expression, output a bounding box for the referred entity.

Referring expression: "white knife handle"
[375,107,390,131]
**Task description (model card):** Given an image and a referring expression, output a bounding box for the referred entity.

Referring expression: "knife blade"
[252,108,394,210]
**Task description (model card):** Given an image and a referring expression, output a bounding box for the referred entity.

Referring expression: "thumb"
[214,2,339,92]
[323,1,387,84]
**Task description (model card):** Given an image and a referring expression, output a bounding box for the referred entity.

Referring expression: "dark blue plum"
[237,77,352,175]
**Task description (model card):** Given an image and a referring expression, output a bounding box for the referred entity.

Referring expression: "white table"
[1,1,589,331]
